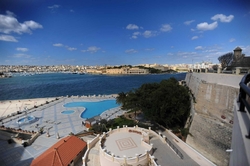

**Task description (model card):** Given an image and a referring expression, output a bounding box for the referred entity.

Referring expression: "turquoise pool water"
[61,110,75,115]
[63,100,119,118]
[16,115,37,125]
[18,116,34,122]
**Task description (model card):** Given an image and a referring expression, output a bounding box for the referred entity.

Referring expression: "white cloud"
[203,49,219,53]
[160,24,172,32]
[177,51,197,56]
[196,21,218,31]
[82,46,100,53]
[48,4,60,9]
[229,38,235,42]
[53,43,77,51]
[145,48,154,51]
[67,47,77,51]
[211,14,234,23]
[133,32,140,36]
[125,49,137,54]
[0,11,43,34]
[13,53,30,58]
[142,30,157,38]
[202,45,222,53]
[191,36,199,40]
[130,31,141,39]
[167,53,174,56]
[195,46,204,50]
[53,43,64,47]
[191,28,195,31]
[131,35,138,39]
[16,47,28,52]
[0,34,18,42]
[166,51,198,58]
[24,21,43,29]
[70,9,75,12]
[126,24,139,30]
[6,11,16,17]
[184,20,195,25]
[241,45,250,55]
[88,46,100,53]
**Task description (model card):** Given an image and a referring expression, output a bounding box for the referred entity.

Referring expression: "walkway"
[149,132,199,166]
[86,142,101,166]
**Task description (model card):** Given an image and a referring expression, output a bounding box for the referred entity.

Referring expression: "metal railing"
[238,73,250,139]
[165,137,184,159]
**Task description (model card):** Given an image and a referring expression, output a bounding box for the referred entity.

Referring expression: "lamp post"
[192,59,194,72]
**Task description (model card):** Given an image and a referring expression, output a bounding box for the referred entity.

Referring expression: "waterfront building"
[127,67,149,74]
[86,68,103,74]
[138,63,169,71]
[150,64,169,71]
[106,67,149,74]
[106,67,129,74]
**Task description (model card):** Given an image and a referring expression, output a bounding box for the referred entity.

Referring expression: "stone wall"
[187,114,231,166]
[185,73,243,166]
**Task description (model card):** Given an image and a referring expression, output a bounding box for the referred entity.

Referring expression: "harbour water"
[0,73,186,100]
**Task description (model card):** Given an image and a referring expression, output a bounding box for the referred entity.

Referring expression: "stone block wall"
[186,73,240,123]
[186,114,231,166]
[194,82,238,122]
[185,73,242,166]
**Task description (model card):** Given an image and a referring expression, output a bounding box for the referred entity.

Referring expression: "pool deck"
[0,95,215,166]
[0,95,122,166]
[0,97,56,118]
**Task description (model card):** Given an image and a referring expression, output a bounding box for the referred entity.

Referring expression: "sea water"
[0,73,186,100]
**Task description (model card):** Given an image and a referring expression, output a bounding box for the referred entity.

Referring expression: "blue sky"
[0,0,250,66]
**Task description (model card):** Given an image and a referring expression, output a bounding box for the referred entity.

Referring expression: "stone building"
[106,67,149,75]
[230,47,250,68]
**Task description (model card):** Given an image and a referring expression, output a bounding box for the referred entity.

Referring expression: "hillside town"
[0,61,219,77]
[2,46,250,77]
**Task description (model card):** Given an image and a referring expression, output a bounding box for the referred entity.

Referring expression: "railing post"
[246,128,250,139]
[239,90,246,112]
[238,74,250,139]
[236,67,241,75]
[217,67,221,73]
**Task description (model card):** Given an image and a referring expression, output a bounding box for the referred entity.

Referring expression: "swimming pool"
[16,115,38,125]
[63,100,120,118]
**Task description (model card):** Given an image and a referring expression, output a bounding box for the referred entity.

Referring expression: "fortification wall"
[185,72,243,166]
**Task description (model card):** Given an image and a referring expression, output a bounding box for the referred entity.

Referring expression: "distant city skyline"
[0,0,250,66]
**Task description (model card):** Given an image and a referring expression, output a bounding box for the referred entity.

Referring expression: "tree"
[116,78,191,128]
[218,52,233,69]
[148,68,161,74]
[116,92,126,105]
[212,64,218,71]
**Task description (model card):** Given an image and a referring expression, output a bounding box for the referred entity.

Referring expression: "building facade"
[106,67,149,75]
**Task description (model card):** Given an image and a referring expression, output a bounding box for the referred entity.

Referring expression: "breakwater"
[185,73,242,166]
